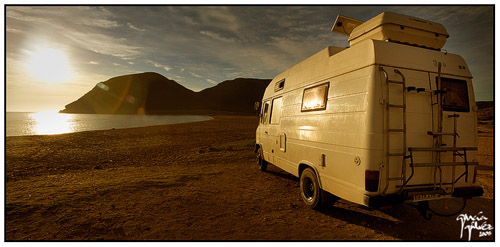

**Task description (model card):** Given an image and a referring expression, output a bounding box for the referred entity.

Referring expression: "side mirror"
[254,101,261,111]
[254,102,261,117]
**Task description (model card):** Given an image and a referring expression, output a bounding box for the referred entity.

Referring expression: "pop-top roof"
[333,12,449,50]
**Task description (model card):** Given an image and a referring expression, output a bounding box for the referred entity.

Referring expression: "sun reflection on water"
[28,111,74,135]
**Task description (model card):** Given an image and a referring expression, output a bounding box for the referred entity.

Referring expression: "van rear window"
[437,77,470,112]
[301,82,329,112]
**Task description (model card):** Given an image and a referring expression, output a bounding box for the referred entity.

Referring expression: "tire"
[300,168,334,209]
[256,147,268,171]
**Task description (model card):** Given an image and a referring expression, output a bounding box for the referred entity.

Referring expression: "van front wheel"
[256,147,268,171]
[300,168,323,209]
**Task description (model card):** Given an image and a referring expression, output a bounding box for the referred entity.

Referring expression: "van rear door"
[383,66,476,193]
[414,73,476,187]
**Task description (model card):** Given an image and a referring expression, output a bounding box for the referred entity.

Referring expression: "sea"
[5,112,212,137]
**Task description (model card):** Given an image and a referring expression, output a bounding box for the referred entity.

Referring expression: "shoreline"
[5,113,225,138]
[58,109,259,116]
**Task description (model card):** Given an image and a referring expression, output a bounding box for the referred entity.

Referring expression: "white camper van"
[255,12,483,217]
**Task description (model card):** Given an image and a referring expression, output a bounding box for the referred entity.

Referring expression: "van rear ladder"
[380,67,408,194]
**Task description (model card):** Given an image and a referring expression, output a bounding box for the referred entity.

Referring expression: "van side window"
[437,77,470,112]
[274,79,285,92]
[270,97,283,124]
[301,82,329,112]
[261,101,270,124]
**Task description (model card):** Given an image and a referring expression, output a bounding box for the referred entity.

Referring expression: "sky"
[4,5,495,112]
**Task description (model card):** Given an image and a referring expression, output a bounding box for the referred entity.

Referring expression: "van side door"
[268,97,283,165]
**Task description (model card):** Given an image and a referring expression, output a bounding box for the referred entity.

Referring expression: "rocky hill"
[60,72,271,115]
[196,78,270,113]
[476,101,494,121]
[476,101,494,110]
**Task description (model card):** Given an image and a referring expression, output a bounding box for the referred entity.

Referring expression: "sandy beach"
[5,116,494,241]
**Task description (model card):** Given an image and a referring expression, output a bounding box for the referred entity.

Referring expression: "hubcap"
[303,177,315,202]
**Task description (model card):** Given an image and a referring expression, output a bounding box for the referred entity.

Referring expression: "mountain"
[476,101,494,121]
[476,101,494,110]
[60,72,271,115]
[196,78,270,113]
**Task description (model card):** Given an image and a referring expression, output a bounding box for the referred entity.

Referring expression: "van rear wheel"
[256,147,268,171]
[300,168,336,209]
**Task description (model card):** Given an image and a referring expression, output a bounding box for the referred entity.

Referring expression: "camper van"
[255,12,483,218]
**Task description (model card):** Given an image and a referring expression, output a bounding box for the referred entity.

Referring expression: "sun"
[26,47,72,83]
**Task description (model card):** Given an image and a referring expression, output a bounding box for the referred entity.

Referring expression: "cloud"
[6,8,47,22]
[206,79,217,85]
[127,23,147,32]
[189,72,202,78]
[6,27,23,33]
[81,19,119,28]
[146,60,171,71]
[392,6,489,26]
[65,31,142,58]
[7,6,141,58]
[200,31,236,42]
[184,16,197,25]
[197,6,240,32]
[89,61,99,65]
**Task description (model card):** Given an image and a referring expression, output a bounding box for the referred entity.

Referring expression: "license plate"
[413,193,441,202]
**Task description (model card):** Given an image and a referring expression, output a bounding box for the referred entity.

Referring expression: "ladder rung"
[409,147,478,152]
[408,89,433,93]
[388,153,406,156]
[411,162,479,167]
[388,129,405,132]
[433,132,455,136]
[388,104,405,108]
[427,131,456,136]
[387,80,404,85]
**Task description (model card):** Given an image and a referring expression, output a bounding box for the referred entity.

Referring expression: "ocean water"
[6,112,212,137]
